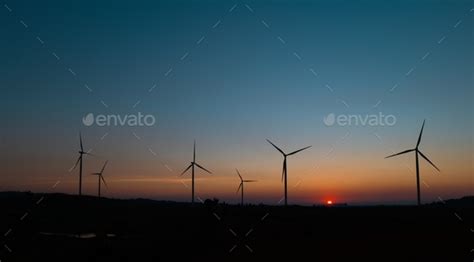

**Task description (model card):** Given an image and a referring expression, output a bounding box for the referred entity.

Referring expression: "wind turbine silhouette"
[236,169,257,206]
[180,141,212,204]
[91,161,108,198]
[385,120,440,205]
[266,139,311,206]
[71,133,93,196]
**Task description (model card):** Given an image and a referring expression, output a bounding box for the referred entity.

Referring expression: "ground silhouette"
[0,192,472,261]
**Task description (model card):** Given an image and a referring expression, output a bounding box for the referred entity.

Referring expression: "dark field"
[0,192,472,261]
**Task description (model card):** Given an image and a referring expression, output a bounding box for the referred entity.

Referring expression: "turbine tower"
[180,141,212,203]
[91,161,108,198]
[71,133,92,196]
[266,139,311,206]
[385,120,440,205]
[236,169,257,206]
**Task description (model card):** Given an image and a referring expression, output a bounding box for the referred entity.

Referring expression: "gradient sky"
[1,0,472,205]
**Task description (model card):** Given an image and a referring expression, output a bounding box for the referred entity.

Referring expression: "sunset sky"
[1,0,472,205]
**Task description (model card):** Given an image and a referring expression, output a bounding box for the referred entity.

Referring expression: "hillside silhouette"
[0,192,472,261]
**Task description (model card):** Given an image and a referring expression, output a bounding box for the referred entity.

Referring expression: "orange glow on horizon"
[327,200,333,205]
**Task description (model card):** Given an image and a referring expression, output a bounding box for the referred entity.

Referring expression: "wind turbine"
[180,141,212,204]
[236,169,257,206]
[91,161,108,198]
[385,120,440,205]
[71,133,93,196]
[266,139,311,206]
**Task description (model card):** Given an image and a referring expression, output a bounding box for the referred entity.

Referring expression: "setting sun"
[327,200,333,205]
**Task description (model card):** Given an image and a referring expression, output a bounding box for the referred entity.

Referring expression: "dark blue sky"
[1,0,472,204]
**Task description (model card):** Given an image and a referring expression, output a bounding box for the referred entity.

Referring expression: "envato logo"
[323,112,396,127]
[82,113,156,127]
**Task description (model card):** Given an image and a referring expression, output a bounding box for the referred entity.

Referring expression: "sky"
[1,0,473,205]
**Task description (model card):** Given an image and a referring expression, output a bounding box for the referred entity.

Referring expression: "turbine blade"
[385,149,415,158]
[193,140,196,162]
[194,162,212,174]
[266,139,285,155]
[236,182,242,194]
[236,169,243,181]
[180,164,193,176]
[287,145,312,156]
[281,159,286,182]
[243,180,257,182]
[84,152,96,157]
[71,156,81,171]
[100,161,108,173]
[79,132,84,152]
[101,175,108,188]
[418,150,440,171]
[417,120,425,148]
